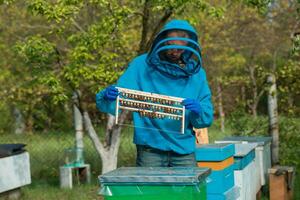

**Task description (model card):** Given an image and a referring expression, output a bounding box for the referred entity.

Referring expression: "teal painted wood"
[234,149,255,170]
[195,144,235,161]
[232,143,257,170]
[206,164,235,194]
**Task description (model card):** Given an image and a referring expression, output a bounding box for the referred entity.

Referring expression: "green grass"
[22,182,101,200]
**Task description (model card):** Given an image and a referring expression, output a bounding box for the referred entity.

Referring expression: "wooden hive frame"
[115,87,185,134]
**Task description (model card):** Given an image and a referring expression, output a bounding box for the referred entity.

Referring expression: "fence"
[0,128,136,184]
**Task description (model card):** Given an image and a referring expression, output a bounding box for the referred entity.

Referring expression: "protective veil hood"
[146,19,203,78]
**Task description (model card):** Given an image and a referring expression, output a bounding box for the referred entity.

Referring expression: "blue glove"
[103,85,119,101]
[182,98,201,116]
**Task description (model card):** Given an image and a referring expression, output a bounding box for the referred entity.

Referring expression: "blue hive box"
[206,164,235,194]
[233,143,256,170]
[207,186,240,200]
[195,144,235,161]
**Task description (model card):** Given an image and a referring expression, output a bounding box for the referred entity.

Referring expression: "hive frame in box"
[115,87,185,134]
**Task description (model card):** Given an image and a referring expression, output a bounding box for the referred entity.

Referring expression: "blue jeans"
[136,145,196,167]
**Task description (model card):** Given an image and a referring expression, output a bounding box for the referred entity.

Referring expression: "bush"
[227,109,268,136]
[278,117,300,169]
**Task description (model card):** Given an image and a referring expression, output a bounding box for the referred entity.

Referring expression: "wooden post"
[194,128,209,145]
[268,166,295,200]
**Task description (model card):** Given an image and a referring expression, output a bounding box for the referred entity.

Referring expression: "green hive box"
[99,167,211,200]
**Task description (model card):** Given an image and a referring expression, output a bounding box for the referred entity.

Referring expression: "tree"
[0,1,57,134]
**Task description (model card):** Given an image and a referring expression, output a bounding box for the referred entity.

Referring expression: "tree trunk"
[101,152,119,174]
[267,74,279,164]
[138,0,151,54]
[104,113,115,147]
[248,65,258,118]
[12,107,25,135]
[287,95,294,111]
[248,65,265,118]
[241,85,246,104]
[138,2,173,54]
[84,111,128,174]
[25,107,33,134]
[73,91,84,163]
[216,81,225,132]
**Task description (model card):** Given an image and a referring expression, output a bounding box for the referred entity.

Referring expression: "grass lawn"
[22,181,101,200]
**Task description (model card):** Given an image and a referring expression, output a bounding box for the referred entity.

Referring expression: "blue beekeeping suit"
[96,19,214,155]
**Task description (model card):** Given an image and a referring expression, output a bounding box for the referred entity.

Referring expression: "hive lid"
[221,136,272,146]
[0,144,26,158]
[233,143,257,157]
[99,167,211,185]
[195,143,235,161]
